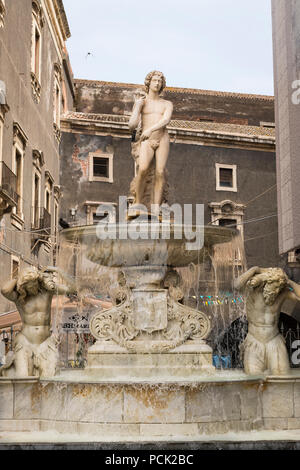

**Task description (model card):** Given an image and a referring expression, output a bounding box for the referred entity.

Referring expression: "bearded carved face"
[25,279,39,296]
[263,280,285,305]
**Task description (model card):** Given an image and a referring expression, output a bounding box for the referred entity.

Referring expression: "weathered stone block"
[40,383,68,421]
[186,384,241,423]
[0,383,13,419]
[0,419,40,432]
[123,386,185,423]
[14,383,42,419]
[262,383,294,418]
[198,421,231,435]
[240,383,262,420]
[263,418,289,430]
[293,382,300,417]
[288,418,300,430]
[77,423,140,437]
[229,420,253,433]
[140,423,199,437]
[66,384,123,423]
[40,420,78,434]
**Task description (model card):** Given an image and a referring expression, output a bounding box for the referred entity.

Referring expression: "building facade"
[0,2,294,363]
[272,0,300,256]
[0,0,73,333]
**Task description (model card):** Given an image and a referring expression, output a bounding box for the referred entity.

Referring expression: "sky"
[62,0,274,96]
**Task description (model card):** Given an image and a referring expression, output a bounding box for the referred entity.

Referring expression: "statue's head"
[247,268,287,305]
[144,71,166,95]
[17,266,41,302]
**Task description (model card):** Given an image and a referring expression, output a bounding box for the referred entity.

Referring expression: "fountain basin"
[1,372,300,441]
[59,223,238,379]
[62,223,236,267]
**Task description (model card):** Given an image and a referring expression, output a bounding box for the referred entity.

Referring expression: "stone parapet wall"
[1,376,300,438]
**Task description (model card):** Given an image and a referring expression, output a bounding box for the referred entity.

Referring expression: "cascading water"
[54,222,248,379]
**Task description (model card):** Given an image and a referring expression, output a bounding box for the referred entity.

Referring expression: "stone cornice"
[32,149,45,168]
[60,112,276,152]
[45,169,54,185]
[13,122,28,147]
[41,0,69,59]
[54,184,62,199]
[54,0,71,39]
[209,200,246,216]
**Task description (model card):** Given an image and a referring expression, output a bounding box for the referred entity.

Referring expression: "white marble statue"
[128,71,173,215]
[235,266,300,375]
[0,266,76,378]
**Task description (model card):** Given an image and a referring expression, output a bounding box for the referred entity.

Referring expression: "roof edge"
[73,78,274,101]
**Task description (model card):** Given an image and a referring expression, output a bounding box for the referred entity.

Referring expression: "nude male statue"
[128,71,173,213]
[235,266,300,375]
[0,265,76,377]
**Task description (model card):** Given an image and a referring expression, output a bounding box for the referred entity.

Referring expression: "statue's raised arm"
[234,266,263,291]
[0,265,77,378]
[128,92,146,132]
[237,267,295,376]
[1,278,18,302]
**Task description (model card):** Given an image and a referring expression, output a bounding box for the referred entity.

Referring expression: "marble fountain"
[1,221,300,446]
[1,71,300,446]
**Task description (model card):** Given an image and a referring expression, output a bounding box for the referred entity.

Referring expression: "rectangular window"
[216,164,237,192]
[218,218,237,229]
[54,80,61,125]
[11,126,27,226]
[61,92,65,115]
[35,27,40,78]
[32,171,40,228]
[54,200,58,237]
[93,213,107,224]
[15,149,22,216]
[93,157,109,178]
[43,178,52,233]
[45,189,50,212]
[219,168,233,188]
[11,257,19,280]
[31,19,41,81]
[89,154,113,183]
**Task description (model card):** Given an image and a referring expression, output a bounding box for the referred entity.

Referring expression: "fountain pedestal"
[85,258,214,379]
[87,340,214,379]
[63,223,235,379]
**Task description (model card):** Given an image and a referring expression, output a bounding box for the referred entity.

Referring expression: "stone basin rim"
[61,224,238,244]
